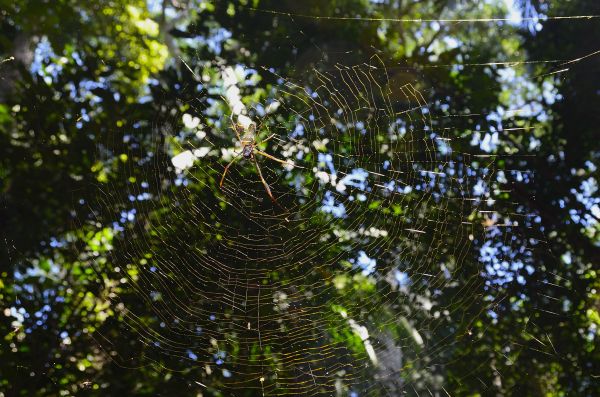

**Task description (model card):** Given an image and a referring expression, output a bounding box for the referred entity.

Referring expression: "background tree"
[1,0,598,396]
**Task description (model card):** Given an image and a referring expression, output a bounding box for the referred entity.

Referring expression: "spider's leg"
[231,115,244,144]
[255,149,306,169]
[252,157,278,203]
[220,153,242,188]
[257,133,276,145]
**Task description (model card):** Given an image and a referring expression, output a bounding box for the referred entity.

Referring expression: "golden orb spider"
[219,114,303,203]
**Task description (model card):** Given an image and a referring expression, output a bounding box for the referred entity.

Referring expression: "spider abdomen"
[242,144,253,159]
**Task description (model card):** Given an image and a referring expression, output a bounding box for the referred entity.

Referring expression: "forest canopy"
[1,0,599,396]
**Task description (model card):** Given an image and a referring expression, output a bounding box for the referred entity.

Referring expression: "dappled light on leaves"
[1,0,599,396]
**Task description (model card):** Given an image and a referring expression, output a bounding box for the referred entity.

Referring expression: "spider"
[219,115,302,203]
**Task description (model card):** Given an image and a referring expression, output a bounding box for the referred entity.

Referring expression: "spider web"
[85,48,545,396]
[3,0,599,394]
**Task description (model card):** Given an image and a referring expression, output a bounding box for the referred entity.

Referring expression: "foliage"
[1,0,598,396]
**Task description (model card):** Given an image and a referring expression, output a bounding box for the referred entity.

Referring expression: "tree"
[1,0,598,396]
